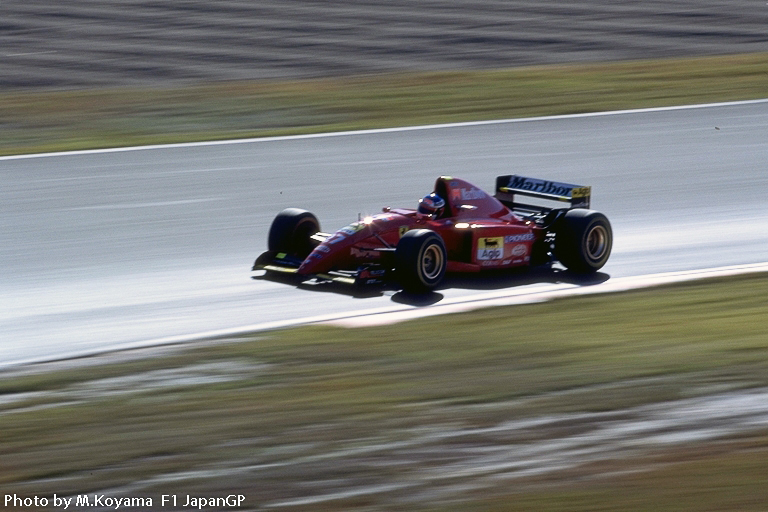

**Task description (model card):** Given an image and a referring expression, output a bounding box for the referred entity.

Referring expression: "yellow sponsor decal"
[478,237,504,249]
[399,225,410,237]
[571,186,591,198]
[477,237,504,261]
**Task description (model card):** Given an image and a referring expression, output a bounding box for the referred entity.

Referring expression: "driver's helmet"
[418,193,446,216]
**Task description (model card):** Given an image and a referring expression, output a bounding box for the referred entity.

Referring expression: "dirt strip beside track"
[2,0,768,89]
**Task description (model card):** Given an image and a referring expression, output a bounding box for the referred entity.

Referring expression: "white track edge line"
[126,262,768,337]
[6,262,766,370]
[3,99,767,162]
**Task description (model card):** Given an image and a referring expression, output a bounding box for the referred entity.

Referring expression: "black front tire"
[396,229,447,293]
[267,208,320,258]
[554,209,612,273]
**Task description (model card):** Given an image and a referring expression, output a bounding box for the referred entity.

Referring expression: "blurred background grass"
[2,53,767,156]
[1,274,767,509]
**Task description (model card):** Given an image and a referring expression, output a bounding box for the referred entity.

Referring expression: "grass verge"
[0,273,767,510]
[2,53,768,156]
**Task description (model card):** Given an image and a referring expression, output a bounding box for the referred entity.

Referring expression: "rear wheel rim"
[586,225,608,262]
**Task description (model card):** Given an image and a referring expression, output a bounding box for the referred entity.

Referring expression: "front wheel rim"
[421,244,444,280]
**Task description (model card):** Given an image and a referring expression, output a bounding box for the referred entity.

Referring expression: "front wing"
[252,251,390,286]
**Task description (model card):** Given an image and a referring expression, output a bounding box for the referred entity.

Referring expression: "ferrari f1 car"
[253,175,612,293]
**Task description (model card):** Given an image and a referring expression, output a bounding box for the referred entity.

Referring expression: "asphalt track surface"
[2,100,768,367]
[2,0,768,88]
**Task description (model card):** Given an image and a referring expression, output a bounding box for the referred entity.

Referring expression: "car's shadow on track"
[440,265,610,291]
[392,266,610,306]
[253,265,610,306]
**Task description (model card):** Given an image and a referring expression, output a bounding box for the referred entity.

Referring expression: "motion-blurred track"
[2,100,768,367]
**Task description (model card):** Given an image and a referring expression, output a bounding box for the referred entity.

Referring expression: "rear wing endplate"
[495,175,591,211]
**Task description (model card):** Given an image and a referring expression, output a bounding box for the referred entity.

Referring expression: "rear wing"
[495,175,591,212]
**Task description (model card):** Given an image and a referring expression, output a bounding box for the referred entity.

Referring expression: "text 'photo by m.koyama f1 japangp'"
[253,175,612,293]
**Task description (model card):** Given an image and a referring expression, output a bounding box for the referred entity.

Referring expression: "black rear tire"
[267,208,320,258]
[554,209,612,273]
[396,229,447,293]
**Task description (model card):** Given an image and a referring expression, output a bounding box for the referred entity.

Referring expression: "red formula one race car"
[253,175,612,293]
